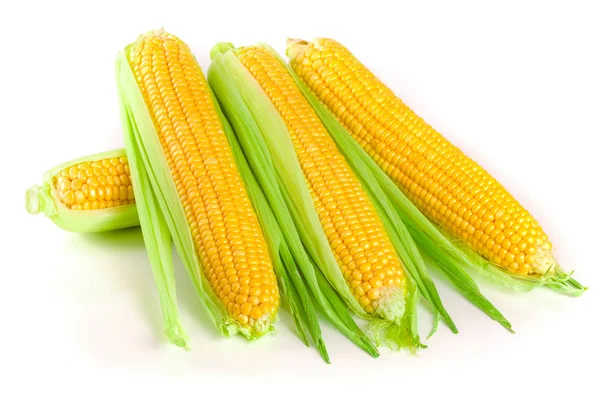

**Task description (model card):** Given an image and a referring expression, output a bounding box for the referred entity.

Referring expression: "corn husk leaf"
[119,102,189,347]
[25,149,139,233]
[116,60,189,347]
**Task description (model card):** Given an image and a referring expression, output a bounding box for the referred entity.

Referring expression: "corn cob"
[288,38,583,292]
[237,46,408,316]
[208,42,461,349]
[26,149,138,232]
[116,30,279,338]
[244,45,406,315]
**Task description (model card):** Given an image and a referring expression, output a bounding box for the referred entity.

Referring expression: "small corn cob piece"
[53,156,134,211]
[116,30,279,337]
[287,38,573,284]
[26,149,138,232]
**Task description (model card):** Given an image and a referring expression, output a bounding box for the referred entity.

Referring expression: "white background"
[2,0,599,398]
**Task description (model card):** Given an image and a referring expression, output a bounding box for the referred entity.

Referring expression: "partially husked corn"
[53,157,134,210]
[288,38,555,276]
[26,149,140,233]
[126,31,279,330]
[237,46,405,315]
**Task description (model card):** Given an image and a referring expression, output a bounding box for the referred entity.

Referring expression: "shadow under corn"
[74,226,284,345]
[72,227,164,337]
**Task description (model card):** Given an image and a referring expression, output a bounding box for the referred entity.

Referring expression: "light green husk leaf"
[279,47,514,332]
[115,44,266,342]
[209,43,420,352]
[25,149,139,233]
[209,48,380,357]
[119,101,189,348]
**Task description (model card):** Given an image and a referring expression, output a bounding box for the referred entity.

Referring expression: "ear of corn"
[209,47,379,357]
[285,62,513,331]
[213,48,364,316]
[26,149,139,232]
[115,30,280,342]
[207,42,462,351]
[287,38,584,296]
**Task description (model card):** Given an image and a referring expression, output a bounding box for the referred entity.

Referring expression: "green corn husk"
[119,104,189,348]
[209,49,379,358]
[209,43,428,352]
[25,149,139,233]
[278,49,514,331]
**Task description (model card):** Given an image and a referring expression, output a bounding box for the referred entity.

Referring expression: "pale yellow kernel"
[68,166,78,180]
[240,303,252,316]
[105,186,113,200]
[250,306,262,320]
[359,296,370,307]
[71,179,83,191]
[63,190,75,205]
[367,288,379,300]
[369,277,382,289]
[74,191,85,204]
